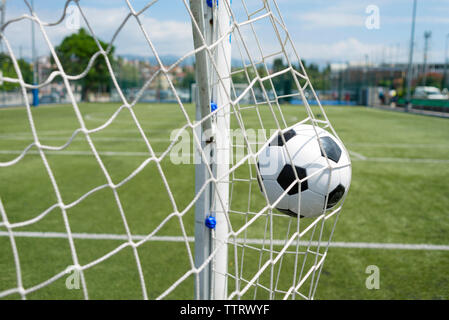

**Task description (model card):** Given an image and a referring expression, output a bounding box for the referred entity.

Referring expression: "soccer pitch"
[0,103,448,299]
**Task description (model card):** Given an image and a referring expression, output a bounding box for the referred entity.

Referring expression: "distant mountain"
[119,54,194,67]
[118,54,250,68]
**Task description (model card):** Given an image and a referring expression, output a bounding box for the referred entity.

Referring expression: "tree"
[116,56,142,90]
[303,62,330,91]
[180,67,195,89]
[231,65,256,84]
[0,53,33,91]
[54,28,115,101]
[272,58,292,102]
[416,72,443,89]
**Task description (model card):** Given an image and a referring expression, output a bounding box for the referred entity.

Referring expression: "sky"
[3,0,449,66]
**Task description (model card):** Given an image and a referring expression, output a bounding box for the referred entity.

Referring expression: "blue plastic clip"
[206,0,218,8]
[205,216,217,229]
[211,101,218,112]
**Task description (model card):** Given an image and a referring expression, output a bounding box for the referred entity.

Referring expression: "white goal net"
[0,0,350,300]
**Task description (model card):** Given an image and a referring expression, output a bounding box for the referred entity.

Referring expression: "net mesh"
[0,0,349,300]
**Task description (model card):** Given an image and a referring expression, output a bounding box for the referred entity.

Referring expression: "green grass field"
[0,102,448,300]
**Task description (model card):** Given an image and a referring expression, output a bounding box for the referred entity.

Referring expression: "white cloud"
[3,5,193,59]
[298,12,365,29]
[295,3,368,29]
[5,1,446,64]
[78,7,193,56]
[295,37,382,62]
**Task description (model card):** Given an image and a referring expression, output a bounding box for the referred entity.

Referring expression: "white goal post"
[0,0,350,300]
[190,0,232,300]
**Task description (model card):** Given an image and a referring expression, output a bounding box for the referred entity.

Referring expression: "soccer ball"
[257,124,351,218]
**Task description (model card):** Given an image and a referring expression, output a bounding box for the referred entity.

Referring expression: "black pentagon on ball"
[276,164,308,195]
[256,162,264,192]
[326,184,345,209]
[319,136,342,163]
[277,208,305,218]
[269,129,296,147]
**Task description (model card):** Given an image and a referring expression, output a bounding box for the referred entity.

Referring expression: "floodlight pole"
[0,0,4,107]
[191,0,231,300]
[443,34,449,89]
[421,31,431,86]
[31,0,39,106]
[0,0,5,53]
[405,0,417,112]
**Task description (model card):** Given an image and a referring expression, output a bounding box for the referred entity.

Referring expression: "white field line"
[352,157,449,164]
[0,104,72,110]
[0,135,171,142]
[0,150,153,157]
[0,129,174,136]
[2,131,448,149]
[1,149,448,164]
[0,231,448,251]
[348,150,367,160]
[84,113,164,125]
[348,142,449,148]
[348,150,449,164]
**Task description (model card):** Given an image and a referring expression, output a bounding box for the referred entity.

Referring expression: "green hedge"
[397,98,449,108]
